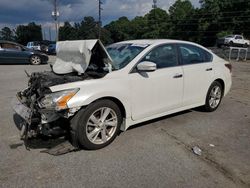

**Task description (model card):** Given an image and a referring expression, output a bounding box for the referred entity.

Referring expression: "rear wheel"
[203,81,223,112]
[70,100,122,150]
[30,55,41,65]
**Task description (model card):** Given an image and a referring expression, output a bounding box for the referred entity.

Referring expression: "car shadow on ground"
[11,107,204,154]
[11,113,68,151]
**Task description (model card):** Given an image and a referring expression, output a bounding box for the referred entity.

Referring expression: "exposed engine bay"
[12,40,113,145]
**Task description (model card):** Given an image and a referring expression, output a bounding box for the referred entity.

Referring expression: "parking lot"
[0,57,249,188]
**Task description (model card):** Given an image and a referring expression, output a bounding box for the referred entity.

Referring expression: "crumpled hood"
[53,40,113,74]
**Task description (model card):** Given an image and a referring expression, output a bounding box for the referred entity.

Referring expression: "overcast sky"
[0,0,200,40]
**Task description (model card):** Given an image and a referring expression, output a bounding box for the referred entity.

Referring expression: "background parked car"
[46,43,56,55]
[26,41,50,53]
[0,40,48,65]
[217,35,250,48]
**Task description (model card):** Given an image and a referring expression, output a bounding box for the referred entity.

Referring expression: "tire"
[243,43,249,48]
[203,81,223,112]
[229,41,234,47]
[70,99,122,150]
[30,55,41,65]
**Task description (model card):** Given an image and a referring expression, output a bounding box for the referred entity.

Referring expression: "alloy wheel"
[209,86,222,109]
[31,56,41,65]
[86,107,118,145]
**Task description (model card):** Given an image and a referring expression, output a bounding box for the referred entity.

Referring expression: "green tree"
[199,0,250,45]
[77,16,99,39]
[104,17,131,42]
[59,22,77,40]
[0,27,15,41]
[168,0,197,41]
[129,16,147,39]
[15,22,42,45]
[143,8,170,39]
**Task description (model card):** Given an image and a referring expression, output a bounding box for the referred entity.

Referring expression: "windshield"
[106,43,148,70]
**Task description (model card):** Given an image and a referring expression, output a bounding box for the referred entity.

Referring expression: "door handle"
[173,73,183,78]
[206,68,213,71]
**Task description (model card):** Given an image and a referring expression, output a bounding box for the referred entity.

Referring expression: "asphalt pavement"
[0,57,249,188]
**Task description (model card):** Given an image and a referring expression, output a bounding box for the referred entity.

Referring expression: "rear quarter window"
[178,43,213,65]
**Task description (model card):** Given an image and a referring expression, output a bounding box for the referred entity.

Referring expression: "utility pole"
[98,0,103,39]
[52,0,59,41]
[43,28,46,40]
[152,0,157,9]
[49,27,52,41]
[152,0,157,39]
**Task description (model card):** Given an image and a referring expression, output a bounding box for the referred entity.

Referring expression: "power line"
[169,29,250,33]
[170,20,250,26]
[170,15,250,21]
[181,10,249,16]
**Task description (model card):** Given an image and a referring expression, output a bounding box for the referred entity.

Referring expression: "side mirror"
[137,61,157,72]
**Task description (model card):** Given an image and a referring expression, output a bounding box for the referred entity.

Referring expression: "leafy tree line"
[1,0,249,47]
[58,0,250,46]
[0,22,42,45]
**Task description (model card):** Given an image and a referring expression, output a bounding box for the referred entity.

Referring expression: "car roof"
[115,39,209,51]
[117,39,202,45]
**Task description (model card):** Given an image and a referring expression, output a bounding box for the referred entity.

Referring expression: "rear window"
[178,43,213,65]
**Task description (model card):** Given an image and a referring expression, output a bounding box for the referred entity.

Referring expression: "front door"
[129,44,183,121]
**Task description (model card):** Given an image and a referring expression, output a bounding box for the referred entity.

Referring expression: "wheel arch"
[93,96,127,119]
[214,78,225,95]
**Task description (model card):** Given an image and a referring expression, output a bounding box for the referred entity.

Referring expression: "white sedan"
[13,39,232,150]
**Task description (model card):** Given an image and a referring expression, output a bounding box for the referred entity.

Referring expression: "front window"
[141,44,178,69]
[106,43,148,70]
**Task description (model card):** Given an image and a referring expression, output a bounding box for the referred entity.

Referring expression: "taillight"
[225,64,232,73]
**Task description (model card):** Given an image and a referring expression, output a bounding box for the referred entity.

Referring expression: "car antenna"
[24,70,30,77]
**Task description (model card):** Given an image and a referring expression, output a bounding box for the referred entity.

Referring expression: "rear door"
[177,43,214,107]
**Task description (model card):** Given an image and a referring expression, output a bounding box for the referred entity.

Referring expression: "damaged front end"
[12,72,83,141]
[12,40,113,143]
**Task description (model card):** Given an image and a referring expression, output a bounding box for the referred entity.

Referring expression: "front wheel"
[30,55,41,65]
[203,81,223,112]
[70,100,122,150]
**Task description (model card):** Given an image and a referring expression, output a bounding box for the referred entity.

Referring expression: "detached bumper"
[11,97,32,124]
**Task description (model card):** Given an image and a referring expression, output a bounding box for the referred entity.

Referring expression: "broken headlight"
[39,88,79,110]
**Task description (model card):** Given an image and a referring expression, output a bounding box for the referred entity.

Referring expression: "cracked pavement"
[0,58,249,188]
